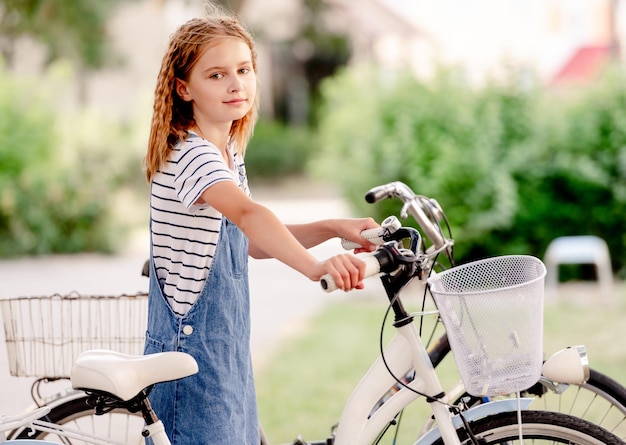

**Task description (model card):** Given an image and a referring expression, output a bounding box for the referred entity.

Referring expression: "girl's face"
[177,37,256,130]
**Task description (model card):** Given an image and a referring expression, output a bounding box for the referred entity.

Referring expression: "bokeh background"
[2,0,626,281]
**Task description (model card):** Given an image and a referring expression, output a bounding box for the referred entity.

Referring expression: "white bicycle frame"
[1,411,146,445]
[333,315,465,445]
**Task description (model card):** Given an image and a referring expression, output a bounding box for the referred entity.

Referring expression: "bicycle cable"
[377,282,451,408]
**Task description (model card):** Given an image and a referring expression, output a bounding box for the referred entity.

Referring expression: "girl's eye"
[239,67,251,74]
[210,73,224,79]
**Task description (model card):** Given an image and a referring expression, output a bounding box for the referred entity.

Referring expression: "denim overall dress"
[144,218,259,444]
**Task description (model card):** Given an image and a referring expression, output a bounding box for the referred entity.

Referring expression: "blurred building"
[98,0,626,119]
[6,0,625,119]
[330,0,624,86]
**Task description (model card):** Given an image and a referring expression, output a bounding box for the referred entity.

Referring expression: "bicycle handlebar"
[341,227,385,250]
[365,182,447,251]
[320,254,382,292]
[320,182,453,293]
[321,239,419,292]
[340,216,402,250]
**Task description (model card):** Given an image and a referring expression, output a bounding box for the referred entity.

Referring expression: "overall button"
[182,325,194,335]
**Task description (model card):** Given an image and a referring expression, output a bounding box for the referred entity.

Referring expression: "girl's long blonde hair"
[144,12,258,182]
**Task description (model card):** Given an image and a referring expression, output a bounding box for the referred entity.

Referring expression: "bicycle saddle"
[70,349,199,401]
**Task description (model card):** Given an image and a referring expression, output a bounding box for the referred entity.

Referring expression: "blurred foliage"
[0,0,129,70]
[0,58,314,257]
[312,63,626,276]
[0,65,146,257]
[488,68,626,277]
[245,119,316,180]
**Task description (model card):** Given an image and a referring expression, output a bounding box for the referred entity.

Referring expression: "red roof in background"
[551,45,612,86]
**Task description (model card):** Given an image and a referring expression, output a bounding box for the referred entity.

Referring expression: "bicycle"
[0,342,621,445]
[1,243,623,444]
[5,183,624,444]
[327,181,626,442]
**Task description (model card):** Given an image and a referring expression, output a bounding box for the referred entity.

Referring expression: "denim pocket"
[220,220,247,278]
[226,246,245,278]
[143,332,165,355]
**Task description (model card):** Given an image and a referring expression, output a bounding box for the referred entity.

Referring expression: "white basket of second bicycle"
[427,255,547,398]
[0,292,148,378]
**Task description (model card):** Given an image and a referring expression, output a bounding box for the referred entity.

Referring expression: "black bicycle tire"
[10,395,143,442]
[585,368,626,407]
[431,410,623,444]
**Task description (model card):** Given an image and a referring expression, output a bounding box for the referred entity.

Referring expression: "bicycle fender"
[413,398,534,445]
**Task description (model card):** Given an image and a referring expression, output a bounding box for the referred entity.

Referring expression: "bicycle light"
[541,345,589,384]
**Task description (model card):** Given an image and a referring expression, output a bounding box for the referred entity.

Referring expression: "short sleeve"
[173,137,235,211]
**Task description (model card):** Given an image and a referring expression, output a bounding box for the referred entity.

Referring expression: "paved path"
[0,193,362,414]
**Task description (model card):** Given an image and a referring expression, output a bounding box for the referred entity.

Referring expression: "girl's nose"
[229,78,243,93]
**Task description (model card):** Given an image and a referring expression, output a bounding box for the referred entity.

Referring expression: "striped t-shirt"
[150,132,250,317]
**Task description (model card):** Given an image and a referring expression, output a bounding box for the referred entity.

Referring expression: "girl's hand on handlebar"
[311,254,367,291]
[334,217,380,253]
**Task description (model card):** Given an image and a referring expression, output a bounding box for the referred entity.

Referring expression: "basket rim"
[426,254,546,297]
[0,292,148,303]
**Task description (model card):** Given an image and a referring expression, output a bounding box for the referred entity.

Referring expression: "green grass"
[255,285,626,444]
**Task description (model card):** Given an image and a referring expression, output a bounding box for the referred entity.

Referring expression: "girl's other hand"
[334,217,380,253]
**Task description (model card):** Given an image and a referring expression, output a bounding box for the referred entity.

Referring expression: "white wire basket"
[427,255,546,397]
[0,292,148,378]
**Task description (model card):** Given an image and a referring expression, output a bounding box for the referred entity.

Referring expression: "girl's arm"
[248,219,379,259]
[200,181,369,291]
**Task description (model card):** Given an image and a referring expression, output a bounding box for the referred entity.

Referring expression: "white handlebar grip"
[320,255,382,293]
[341,227,385,250]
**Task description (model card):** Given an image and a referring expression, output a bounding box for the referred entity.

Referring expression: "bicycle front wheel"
[432,410,623,444]
[9,394,144,444]
[452,368,626,441]
[532,368,626,440]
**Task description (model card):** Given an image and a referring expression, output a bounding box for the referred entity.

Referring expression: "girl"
[143,10,378,445]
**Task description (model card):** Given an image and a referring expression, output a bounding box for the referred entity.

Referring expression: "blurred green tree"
[0,0,128,69]
[313,64,626,275]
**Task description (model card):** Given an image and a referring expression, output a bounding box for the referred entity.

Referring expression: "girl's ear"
[176,78,192,102]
